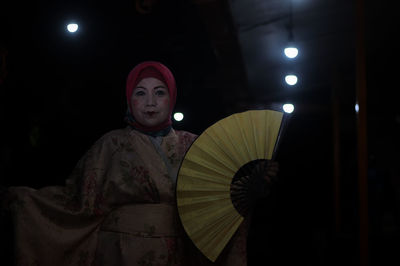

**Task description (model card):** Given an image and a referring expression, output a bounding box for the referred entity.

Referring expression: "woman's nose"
[146,93,156,106]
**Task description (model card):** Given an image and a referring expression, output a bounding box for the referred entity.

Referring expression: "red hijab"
[125,61,177,133]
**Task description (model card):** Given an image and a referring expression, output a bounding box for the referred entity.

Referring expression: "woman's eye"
[134,90,145,96]
[155,90,167,96]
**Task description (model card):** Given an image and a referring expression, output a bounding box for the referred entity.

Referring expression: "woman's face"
[130,77,171,128]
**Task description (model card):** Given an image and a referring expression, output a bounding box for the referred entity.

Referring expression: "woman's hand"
[263,161,279,184]
[230,160,280,215]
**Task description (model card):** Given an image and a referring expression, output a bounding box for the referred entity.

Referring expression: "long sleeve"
[8,131,117,266]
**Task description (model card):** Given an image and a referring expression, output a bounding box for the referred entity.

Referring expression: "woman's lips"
[145,111,157,117]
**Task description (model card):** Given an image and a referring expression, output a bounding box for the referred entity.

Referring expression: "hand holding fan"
[176,109,288,262]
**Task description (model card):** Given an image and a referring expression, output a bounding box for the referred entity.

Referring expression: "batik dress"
[8,127,248,266]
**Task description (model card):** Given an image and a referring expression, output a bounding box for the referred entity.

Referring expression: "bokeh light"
[285,74,298,86]
[283,103,295,113]
[355,103,359,113]
[67,23,79,33]
[284,47,299,59]
[173,112,184,122]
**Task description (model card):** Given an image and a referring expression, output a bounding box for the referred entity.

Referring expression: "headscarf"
[125,61,177,135]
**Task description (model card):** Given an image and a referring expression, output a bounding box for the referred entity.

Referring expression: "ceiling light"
[174,112,184,122]
[285,74,298,86]
[283,103,295,113]
[355,103,359,113]
[284,47,298,59]
[67,23,79,33]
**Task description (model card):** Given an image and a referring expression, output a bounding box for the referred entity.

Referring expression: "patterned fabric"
[7,127,249,266]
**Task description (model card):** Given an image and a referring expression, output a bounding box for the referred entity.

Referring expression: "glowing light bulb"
[283,103,295,113]
[173,112,184,122]
[284,47,298,59]
[285,74,298,86]
[67,23,79,33]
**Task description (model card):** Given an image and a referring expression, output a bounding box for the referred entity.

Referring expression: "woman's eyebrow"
[153,85,167,90]
[134,85,166,90]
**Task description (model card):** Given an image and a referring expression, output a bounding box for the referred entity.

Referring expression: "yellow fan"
[176,109,287,262]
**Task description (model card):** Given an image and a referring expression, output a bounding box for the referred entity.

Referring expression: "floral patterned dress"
[7,127,248,266]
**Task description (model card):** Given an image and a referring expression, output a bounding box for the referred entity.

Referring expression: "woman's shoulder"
[173,129,198,140]
[172,130,198,148]
[99,127,199,146]
[91,127,133,148]
[99,127,130,139]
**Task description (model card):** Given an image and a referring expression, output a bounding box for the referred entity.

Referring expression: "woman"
[5,61,266,265]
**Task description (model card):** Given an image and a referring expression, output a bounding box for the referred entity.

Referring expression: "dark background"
[1,0,399,265]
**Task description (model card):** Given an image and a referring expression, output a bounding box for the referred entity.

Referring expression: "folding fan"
[176,109,288,262]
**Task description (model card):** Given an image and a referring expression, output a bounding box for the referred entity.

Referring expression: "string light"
[285,74,298,85]
[355,103,359,113]
[67,23,79,33]
[284,47,298,59]
[283,103,295,113]
[174,112,184,122]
